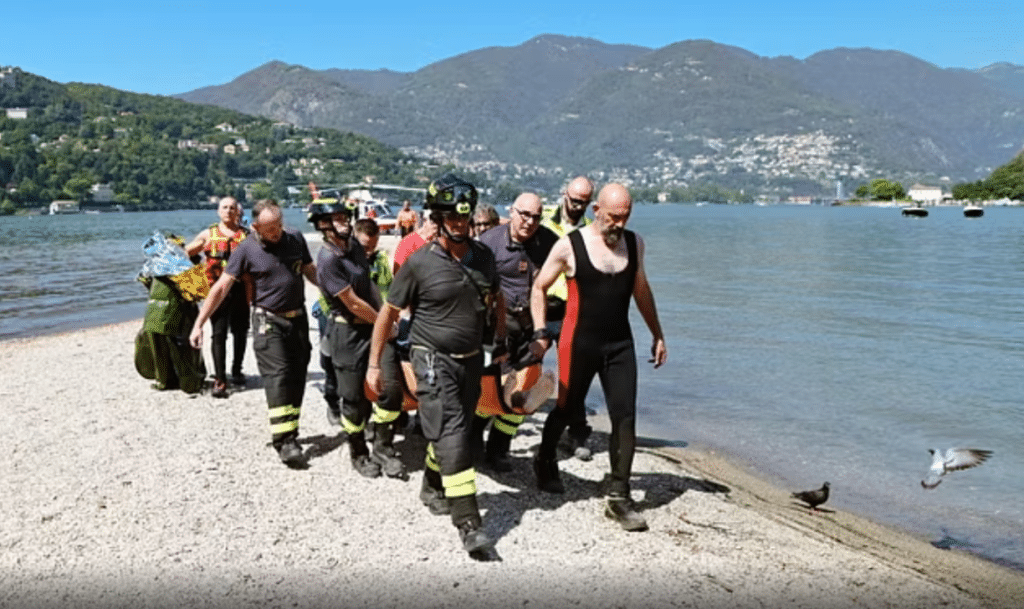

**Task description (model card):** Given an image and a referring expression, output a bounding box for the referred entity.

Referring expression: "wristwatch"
[531,328,552,342]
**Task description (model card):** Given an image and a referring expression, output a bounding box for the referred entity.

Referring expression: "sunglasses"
[567,196,591,206]
[513,207,543,222]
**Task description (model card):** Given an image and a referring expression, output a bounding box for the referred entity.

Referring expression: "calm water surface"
[2,205,1022,568]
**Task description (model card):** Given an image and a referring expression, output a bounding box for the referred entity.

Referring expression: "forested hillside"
[0,68,435,213]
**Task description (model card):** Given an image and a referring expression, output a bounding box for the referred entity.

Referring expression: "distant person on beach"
[190,199,318,468]
[185,196,250,398]
[529,183,667,532]
[312,203,405,479]
[473,192,558,471]
[397,199,418,237]
[541,176,596,459]
[471,203,500,238]
[367,174,504,555]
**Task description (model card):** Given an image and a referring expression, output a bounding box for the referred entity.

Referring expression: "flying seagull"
[921,448,992,489]
[792,482,830,511]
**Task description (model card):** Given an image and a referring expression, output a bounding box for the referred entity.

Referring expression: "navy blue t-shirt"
[316,238,377,321]
[224,229,312,313]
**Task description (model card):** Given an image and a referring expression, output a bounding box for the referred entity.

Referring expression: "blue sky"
[3,0,1021,96]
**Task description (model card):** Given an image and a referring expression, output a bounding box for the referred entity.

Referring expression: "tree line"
[0,68,435,214]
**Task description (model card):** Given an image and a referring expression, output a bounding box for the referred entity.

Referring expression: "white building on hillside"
[909,184,944,205]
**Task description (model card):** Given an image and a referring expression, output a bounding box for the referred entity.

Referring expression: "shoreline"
[3,232,1024,607]
[4,317,1024,608]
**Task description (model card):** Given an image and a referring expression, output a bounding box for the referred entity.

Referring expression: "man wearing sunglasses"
[541,176,596,460]
[367,174,504,556]
[474,192,558,471]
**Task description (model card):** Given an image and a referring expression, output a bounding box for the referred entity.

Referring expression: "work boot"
[277,439,305,468]
[351,454,382,478]
[457,519,494,554]
[533,454,565,494]
[370,421,407,479]
[605,495,649,532]
[485,432,514,473]
[211,379,229,399]
[419,475,450,515]
[348,432,381,478]
[230,365,246,387]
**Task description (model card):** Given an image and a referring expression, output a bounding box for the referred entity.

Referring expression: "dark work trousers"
[540,336,637,496]
[312,307,339,411]
[328,319,373,434]
[252,309,311,449]
[209,281,250,381]
[412,347,483,486]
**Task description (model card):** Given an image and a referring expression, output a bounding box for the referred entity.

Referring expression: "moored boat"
[963,204,984,218]
[901,205,928,217]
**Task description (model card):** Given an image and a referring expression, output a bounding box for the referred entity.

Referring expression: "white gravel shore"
[2,235,1023,609]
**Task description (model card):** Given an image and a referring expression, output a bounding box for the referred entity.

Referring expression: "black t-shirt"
[316,238,377,321]
[224,229,312,312]
[388,241,498,355]
[477,223,558,310]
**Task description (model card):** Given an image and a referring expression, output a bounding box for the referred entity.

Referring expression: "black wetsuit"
[539,229,639,497]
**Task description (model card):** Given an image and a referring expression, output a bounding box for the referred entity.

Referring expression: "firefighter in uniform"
[367,174,505,555]
[190,199,317,467]
[309,201,405,479]
[185,196,250,397]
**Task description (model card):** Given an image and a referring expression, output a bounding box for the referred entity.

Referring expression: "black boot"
[485,430,513,473]
[371,421,407,479]
[449,495,493,554]
[605,494,648,532]
[419,471,449,515]
[348,431,381,478]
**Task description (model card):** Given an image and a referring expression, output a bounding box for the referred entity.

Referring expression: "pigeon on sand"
[921,448,992,489]
[792,482,830,511]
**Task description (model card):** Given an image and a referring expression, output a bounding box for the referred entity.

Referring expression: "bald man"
[529,183,667,532]
[474,192,558,470]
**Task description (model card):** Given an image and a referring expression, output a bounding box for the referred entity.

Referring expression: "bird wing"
[943,448,992,472]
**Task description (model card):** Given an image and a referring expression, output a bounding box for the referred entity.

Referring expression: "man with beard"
[190,200,317,467]
[367,174,504,556]
[528,183,668,532]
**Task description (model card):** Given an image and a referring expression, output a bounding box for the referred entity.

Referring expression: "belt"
[333,315,371,325]
[254,306,304,319]
[411,345,481,359]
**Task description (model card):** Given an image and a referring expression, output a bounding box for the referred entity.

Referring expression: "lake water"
[2,205,1022,568]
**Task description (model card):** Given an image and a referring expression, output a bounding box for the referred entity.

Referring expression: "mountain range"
[177,34,1024,196]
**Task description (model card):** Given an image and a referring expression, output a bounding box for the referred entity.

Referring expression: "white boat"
[963,204,984,218]
[902,204,928,217]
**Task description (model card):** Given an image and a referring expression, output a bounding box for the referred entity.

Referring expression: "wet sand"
[2,234,1023,608]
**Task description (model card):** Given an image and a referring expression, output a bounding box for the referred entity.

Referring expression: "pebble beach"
[3,235,1024,609]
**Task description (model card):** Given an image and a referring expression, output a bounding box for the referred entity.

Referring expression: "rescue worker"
[474,192,558,471]
[190,199,317,467]
[185,196,250,397]
[367,174,505,555]
[540,176,595,460]
[311,201,404,479]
